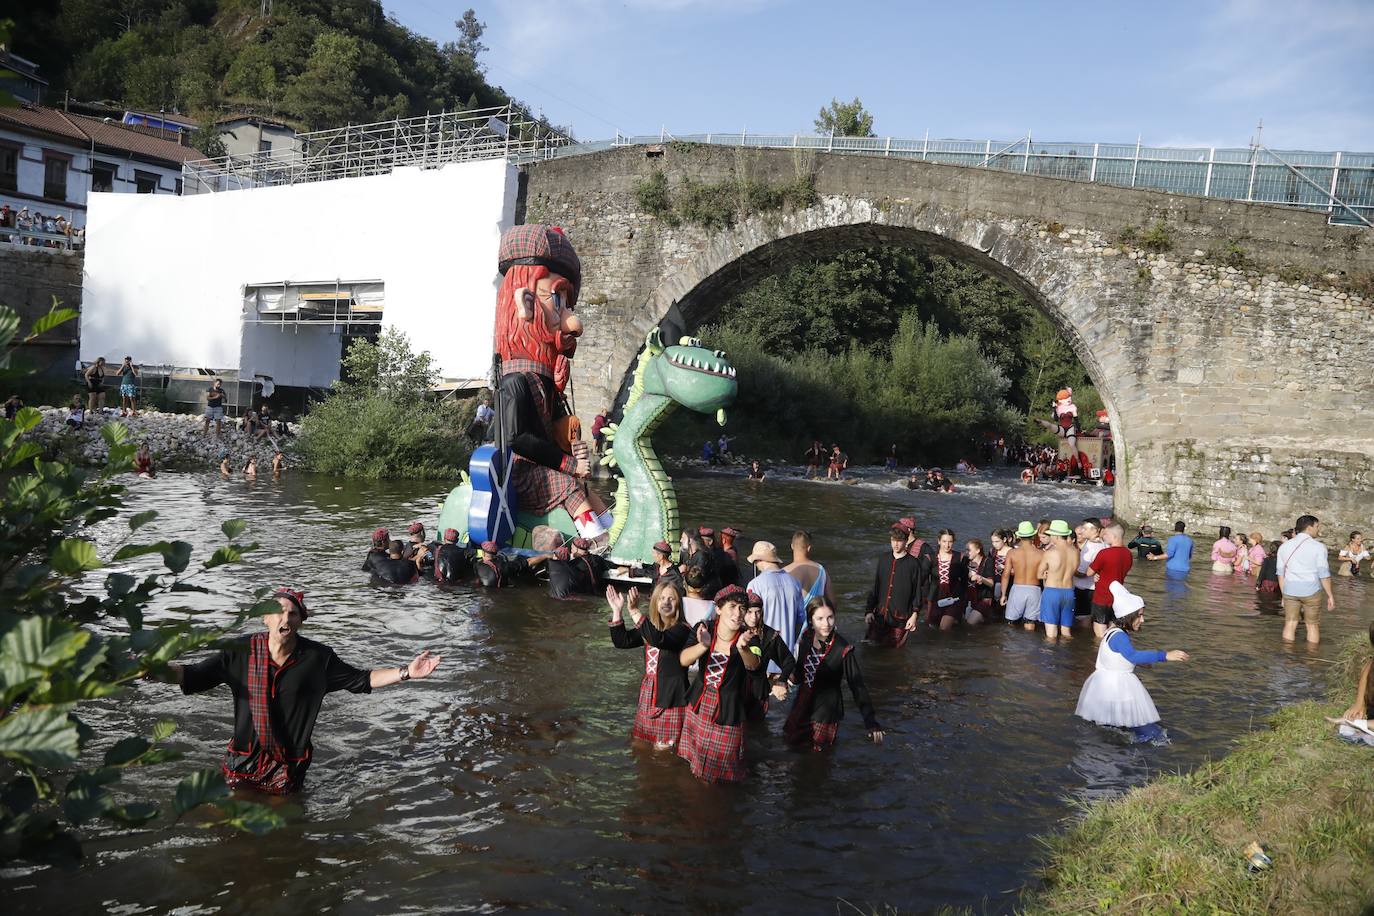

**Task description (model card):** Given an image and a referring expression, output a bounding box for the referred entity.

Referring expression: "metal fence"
[597,132,1374,227]
[183,114,1374,227]
[182,105,575,193]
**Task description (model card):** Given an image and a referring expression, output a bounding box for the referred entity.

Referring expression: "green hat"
[1048,519,1072,537]
[1015,521,1036,538]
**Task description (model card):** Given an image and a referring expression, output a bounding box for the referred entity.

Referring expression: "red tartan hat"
[714,584,747,606]
[406,521,425,536]
[371,527,390,547]
[652,540,672,554]
[571,537,592,550]
[722,526,741,537]
[443,528,459,542]
[697,525,715,537]
[746,589,763,608]
[498,224,581,290]
[480,541,499,553]
[272,588,308,620]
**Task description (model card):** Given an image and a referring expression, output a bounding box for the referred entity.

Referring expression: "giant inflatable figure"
[436,224,737,566]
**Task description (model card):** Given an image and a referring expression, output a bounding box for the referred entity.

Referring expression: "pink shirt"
[1210,538,1238,563]
[1248,544,1266,569]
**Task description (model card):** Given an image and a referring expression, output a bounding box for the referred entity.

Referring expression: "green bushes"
[296,329,471,479]
[660,316,1019,464]
[633,167,819,230]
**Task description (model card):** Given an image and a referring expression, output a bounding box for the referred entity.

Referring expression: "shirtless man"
[1036,519,1079,641]
[1000,521,1042,631]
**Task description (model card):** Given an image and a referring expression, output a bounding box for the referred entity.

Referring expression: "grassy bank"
[1027,638,1374,914]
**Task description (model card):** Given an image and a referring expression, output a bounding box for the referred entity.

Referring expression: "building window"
[43,153,69,201]
[134,170,158,194]
[92,161,117,193]
[258,139,271,154]
[0,143,17,192]
[175,177,183,196]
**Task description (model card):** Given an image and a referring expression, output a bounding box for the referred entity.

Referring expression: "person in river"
[404,521,434,576]
[1277,514,1335,645]
[719,526,742,566]
[989,529,1013,604]
[1089,523,1134,638]
[1247,531,1267,577]
[746,460,765,482]
[547,536,609,598]
[133,442,156,478]
[703,526,740,587]
[243,456,257,478]
[925,529,967,631]
[864,523,929,648]
[645,540,684,592]
[433,528,475,584]
[743,591,797,721]
[1327,621,1374,746]
[1165,520,1193,574]
[1210,525,1239,574]
[476,541,554,588]
[1073,519,1105,620]
[681,566,717,626]
[1037,520,1079,641]
[1000,521,1042,631]
[804,440,825,478]
[784,529,835,607]
[608,583,691,751]
[784,597,884,751]
[219,453,231,477]
[1127,526,1165,560]
[372,539,419,585]
[362,527,390,573]
[826,444,847,481]
[964,538,997,625]
[272,448,287,476]
[746,541,806,661]
[1339,531,1368,577]
[164,588,441,794]
[898,516,935,560]
[1075,581,1189,743]
[676,585,762,783]
[1255,540,1281,595]
[679,528,719,596]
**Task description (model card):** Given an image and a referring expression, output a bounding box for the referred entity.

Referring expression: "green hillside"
[9,1,550,135]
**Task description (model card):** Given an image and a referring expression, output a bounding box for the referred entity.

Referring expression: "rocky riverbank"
[24,407,295,470]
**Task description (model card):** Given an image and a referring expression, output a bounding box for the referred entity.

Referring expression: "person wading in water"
[1000,521,1043,631]
[161,588,441,794]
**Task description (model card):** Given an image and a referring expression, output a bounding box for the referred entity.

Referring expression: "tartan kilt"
[512,456,581,515]
[677,688,746,783]
[631,675,684,746]
[866,614,910,648]
[783,688,839,752]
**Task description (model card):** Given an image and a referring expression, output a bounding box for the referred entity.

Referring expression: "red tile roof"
[0,104,203,165]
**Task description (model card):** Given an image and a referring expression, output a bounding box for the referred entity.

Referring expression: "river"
[5,466,1370,914]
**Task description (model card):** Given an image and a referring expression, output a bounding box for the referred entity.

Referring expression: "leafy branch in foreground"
[0,303,281,865]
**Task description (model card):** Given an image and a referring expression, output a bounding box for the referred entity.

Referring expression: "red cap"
[714,584,747,606]
[652,540,672,554]
[371,527,389,547]
[480,541,499,553]
[407,521,425,536]
[746,589,763,608]
[698,525,715,537]
[722,526,741,537]
[443,528,459,542]
[272,587,308,620]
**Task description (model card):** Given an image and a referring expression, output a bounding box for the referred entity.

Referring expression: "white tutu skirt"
[1075,670,1160,728]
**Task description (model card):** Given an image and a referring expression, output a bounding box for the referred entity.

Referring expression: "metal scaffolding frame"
[183,105,573,193]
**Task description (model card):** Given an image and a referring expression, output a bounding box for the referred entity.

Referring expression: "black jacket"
[744,624,797,708]
[866,552,929,626]
[434,543,475,583]
[685,629,753,726]
[790,630,880,730]
[370,555,418,584]
[610,617,690,709]
[548,554,609,598]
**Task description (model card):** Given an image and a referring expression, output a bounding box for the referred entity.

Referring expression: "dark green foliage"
[1140,220,1173,252]
[814,97,875,137]
[296,329,470,479]
[0,303,281,865]
[635,169,819,231]
[11,3,552,136]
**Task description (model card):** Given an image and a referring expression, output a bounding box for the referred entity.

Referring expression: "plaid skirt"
[677,688,745,783]
[866,614,910,648]
[783,688,840,752]
[512,456,581,515]
[631,675,685,747]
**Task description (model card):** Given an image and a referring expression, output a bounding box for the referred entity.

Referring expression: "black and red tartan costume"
[610,617,690,746]
[864,551,929,648]
[179,633,372,794]
[677,628,752,783]
[924,550,968,626]
[743,623,796,720]
[784,630,881,752]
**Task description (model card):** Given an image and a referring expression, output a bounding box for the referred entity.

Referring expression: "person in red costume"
[494,224,613,539]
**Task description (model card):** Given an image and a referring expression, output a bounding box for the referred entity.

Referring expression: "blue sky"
[386,0,1374,151]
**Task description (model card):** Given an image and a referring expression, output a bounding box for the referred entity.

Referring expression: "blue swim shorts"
[1041,587,1075,628]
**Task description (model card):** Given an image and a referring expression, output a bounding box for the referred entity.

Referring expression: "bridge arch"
[632,200,1136,514]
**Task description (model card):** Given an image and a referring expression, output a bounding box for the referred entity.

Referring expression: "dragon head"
[641,330,737,424]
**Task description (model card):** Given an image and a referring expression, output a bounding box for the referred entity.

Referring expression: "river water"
[5,466,1371,914]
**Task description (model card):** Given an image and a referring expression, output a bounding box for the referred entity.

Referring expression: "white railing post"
[1130,135,1141,187]
[1247,148,1258,201]
[922,129,929,160]
[884,136,891,156]
[828,129,834,152]
[1023,132,1031,172]
[984,139,991,167]
[1089,142,1098,182]
[1204,147,1214,197]
[1328,151,1342,217]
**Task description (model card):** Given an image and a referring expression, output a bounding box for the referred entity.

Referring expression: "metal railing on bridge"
[598,131,1374,227]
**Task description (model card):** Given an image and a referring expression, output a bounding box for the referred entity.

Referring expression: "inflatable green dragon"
[436,329,737,566]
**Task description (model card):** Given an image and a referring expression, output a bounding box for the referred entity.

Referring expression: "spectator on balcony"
[16,207,33,238]
[0,204,10,228]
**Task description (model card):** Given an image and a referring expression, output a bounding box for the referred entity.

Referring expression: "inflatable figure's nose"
[563,313,583,337]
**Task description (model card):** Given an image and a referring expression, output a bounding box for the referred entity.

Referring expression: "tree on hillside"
[286,30,365,129]
[814,97,875,137]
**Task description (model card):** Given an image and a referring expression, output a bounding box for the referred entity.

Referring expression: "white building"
[79,157,518,397]
[0,103,202,229]
[216,115,297,159]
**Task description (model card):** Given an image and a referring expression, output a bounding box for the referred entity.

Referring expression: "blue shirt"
[1165,533,1193,573]
[1106,629,1167,665]
[1276,532,1331,598]
[745,569,805,671]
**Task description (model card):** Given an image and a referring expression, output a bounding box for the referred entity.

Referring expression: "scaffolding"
[183,105,573,194]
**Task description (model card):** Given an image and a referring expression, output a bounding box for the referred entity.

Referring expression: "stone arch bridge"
[521,144,1374,536]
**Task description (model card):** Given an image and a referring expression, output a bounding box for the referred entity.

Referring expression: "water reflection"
[5,467,1371,914]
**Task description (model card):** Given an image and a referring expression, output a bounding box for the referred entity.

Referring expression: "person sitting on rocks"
[66,395,85,431]
[3,394,22,420]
